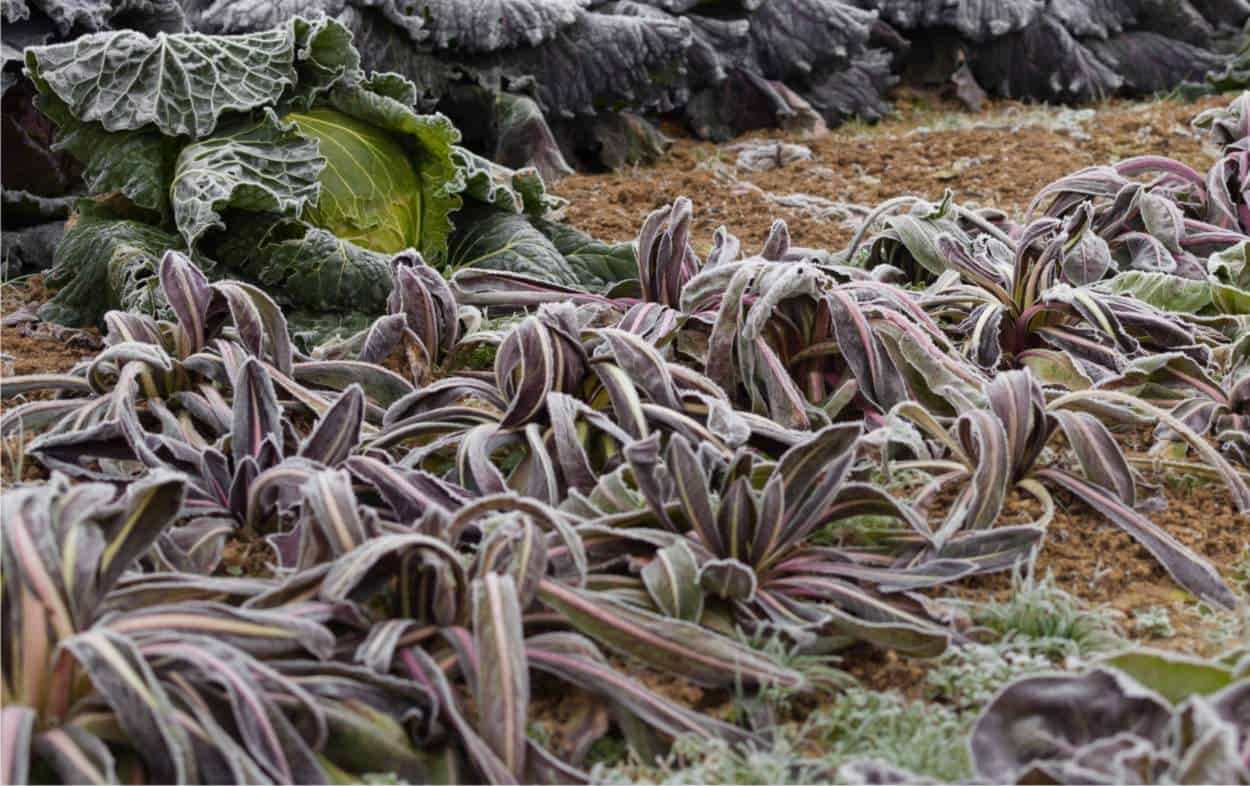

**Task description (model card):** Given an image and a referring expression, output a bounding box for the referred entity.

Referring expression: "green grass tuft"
[592,689,973,785]
[958,570,1124,658]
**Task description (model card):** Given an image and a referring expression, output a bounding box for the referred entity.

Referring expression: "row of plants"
[4,6,1248,279]
[6,0,1246,171]
[3,39,1250,786]
[5,241,1246,782]
[870,0,1250,103]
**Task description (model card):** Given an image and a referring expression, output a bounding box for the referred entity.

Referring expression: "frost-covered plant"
[889,369,1244,609]
[6,86,1250,786]
[1135,606,1177,639]
[813,688,974,783]
[926,642,1054,710]
[866,1,1244,104]
[842,649,1250,785]
[595,688,974,786]
[968,650,1250,785]
[21,17,629,329]
[959,571,1123,657]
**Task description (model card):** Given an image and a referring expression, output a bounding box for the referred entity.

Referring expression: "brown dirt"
[0,432,47,487]
[843,645,932,701]
[528,679,614,765]
[1036,484,1246,610]
[1,276,103,488]
[553,92,1229,255]
[922,469,1249,660]
[836,453,1249,691]
[0,275,100,379]
[220,530,275,578]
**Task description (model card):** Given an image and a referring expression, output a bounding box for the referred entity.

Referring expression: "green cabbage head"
[285,107,423,254]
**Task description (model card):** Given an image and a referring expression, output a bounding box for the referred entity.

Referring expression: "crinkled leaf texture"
[748,0,877,81]
[333,4,467,109]
[21,16,357,218]
[1,218,65,276]
[486,11,692,119]
[39,202,193,326]
[186,0,345,34]
[866,0,1041,42]
[534,218,637,293]
[24,24,297,137]
[456,147,554,216]
[403,0,585,52]
[238,225,394,314]
[31,93,174,213]
[172,108,325,248]
[862,0,1242,103]
[1085,32,1220,96]
[2,0,186,65]
[970,16,1121,103]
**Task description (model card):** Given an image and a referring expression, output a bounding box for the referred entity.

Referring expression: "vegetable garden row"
[1,7,1249,786]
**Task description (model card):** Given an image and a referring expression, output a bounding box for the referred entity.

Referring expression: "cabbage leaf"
[173,109,325,248]
[447,202,578,286]
[40,201,198,325]
[24,25,296,137]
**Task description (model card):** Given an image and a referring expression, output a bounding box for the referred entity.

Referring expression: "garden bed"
[2,83,1248,785]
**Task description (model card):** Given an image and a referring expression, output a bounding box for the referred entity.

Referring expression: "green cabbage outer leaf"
[173,108,325,249]
[22,16,357,218]
[456,148,558,216]
[284,107,420,254]
[447,202,578,287]
[24,25,296,138]
[240,226,393,313]
[27,94,174,214]
[533,218,637,293]
[209,212,394,315]
[39,201,197,326]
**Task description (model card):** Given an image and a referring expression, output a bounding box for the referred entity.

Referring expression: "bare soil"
[0,275,99,378]
[552,92,1229,254]
[221,529,276,578]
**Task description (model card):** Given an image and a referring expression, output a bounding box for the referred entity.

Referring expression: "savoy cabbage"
[23,16,631,327]
[859,0,1250,103]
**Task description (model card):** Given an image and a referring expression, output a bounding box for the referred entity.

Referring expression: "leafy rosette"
[24,16,603,329]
